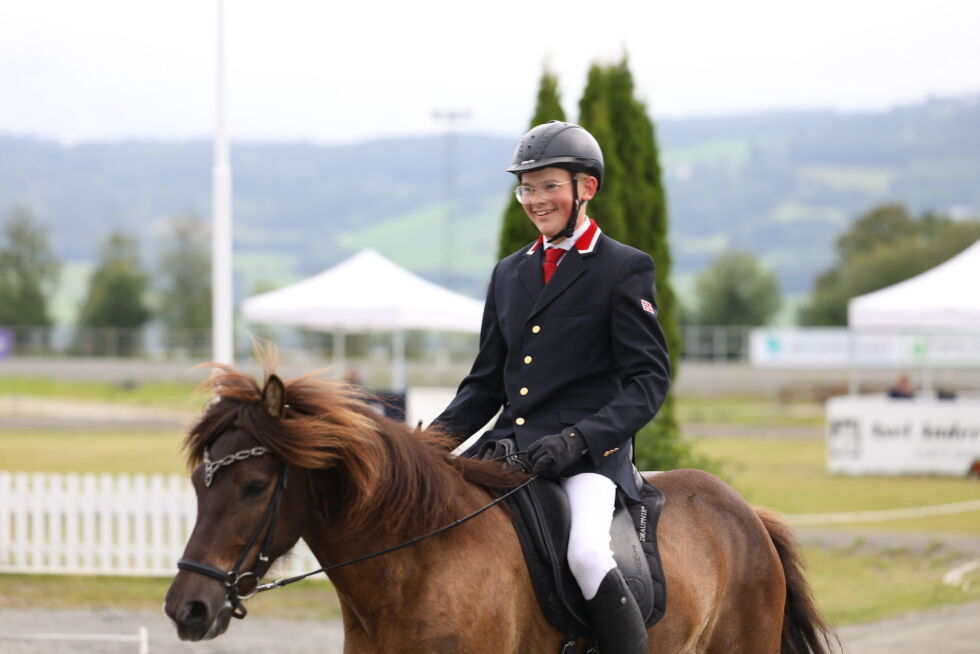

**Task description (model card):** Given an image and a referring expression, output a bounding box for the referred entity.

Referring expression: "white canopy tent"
[845,238,980,394]
[848,239,980,330]
[242,249,484,389]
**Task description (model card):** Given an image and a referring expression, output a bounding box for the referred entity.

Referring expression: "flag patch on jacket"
[641,299,657,316]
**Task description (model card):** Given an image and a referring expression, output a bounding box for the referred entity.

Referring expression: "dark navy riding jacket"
[434,221,671,500]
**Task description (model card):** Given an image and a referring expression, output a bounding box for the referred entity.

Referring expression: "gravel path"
[0,608,345,654]
[835,601,980,654]
[795,527,980,557]
[2,602,980,653]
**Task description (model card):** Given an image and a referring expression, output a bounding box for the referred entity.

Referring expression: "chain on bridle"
[202,446,270,488]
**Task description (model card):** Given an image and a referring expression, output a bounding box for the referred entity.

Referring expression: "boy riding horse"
[434,121,671,654]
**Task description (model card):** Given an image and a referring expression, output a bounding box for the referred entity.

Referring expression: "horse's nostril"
[181,600,208,626]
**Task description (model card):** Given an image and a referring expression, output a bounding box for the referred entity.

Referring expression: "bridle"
[176,446,289,619]
[176,443,537,620]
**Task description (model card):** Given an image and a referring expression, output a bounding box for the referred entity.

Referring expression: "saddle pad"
[506,476,667,639]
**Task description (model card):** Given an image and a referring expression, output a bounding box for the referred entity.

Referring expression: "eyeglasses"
[514,179,578,204]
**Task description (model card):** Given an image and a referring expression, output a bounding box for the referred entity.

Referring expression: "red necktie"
[543,248,565,284]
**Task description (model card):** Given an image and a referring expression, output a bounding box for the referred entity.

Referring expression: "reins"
[178,444,535,618]
[255,471,537,595]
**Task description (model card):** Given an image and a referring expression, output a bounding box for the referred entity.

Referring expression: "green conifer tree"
[578,57,687,471]
[497,68,566,258]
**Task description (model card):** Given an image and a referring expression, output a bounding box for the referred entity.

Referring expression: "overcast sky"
[1,0,978,144]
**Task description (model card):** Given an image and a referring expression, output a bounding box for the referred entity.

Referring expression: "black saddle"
[482,439,667,642]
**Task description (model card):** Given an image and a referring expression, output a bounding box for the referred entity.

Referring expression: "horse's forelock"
[184,364,382,472]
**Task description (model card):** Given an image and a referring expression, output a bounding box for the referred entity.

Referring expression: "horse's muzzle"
[165,578,234,641]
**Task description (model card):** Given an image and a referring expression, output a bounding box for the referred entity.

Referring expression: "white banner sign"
[751,328,980,368]
[826,395,980,476]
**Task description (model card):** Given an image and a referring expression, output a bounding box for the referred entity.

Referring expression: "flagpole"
[212,0,234,364]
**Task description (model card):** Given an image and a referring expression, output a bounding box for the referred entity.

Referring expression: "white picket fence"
[0,471,321,578]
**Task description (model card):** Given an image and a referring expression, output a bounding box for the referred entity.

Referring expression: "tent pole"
[922,332,933,395]
[392,330,407,392]
[334,330,346,380]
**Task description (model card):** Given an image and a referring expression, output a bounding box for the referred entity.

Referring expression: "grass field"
[677,395,825,427]
[0,427,186,474]
[0,377,202,411]
[808,545,980,625]
[690,436,980,534]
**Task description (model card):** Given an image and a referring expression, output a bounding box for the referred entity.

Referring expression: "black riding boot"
[586,569,649,654]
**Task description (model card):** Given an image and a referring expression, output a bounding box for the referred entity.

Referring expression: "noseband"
[177,446,289,619]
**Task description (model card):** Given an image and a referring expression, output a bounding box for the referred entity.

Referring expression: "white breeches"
[561,472,617,600]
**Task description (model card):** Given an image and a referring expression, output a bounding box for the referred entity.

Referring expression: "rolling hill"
[1,94,977,318]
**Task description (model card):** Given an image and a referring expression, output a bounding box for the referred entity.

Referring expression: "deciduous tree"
[695,250,781,326]
[157,213,211,352]
[0,205,61,333]
[800,205,980,326]
[78,231,150,355]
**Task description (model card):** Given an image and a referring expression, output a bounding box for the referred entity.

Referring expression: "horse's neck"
[301,471,492,583]
[306,466,483,548]
[302,483,526,642]
[292,453,554,651]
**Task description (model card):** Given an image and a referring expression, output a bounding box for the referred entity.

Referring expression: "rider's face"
[518,167,596,239]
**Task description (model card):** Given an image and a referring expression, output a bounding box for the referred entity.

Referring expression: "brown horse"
[165,364,834,653]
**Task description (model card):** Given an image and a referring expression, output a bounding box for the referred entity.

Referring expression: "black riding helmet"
[507,121,604,241]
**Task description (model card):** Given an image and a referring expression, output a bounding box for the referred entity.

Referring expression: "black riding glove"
[527,427,588,478]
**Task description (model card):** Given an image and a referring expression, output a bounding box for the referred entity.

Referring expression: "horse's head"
[164,360,525,642]
[164,372,319,641]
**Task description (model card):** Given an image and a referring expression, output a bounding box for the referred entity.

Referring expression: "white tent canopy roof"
[242,249,484,333]
[848,239,980,330]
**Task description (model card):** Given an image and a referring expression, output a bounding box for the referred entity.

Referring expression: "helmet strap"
[547,174,581,243]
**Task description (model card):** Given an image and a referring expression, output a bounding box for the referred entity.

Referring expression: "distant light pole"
[212,0,234,364]
[432,109,470,289]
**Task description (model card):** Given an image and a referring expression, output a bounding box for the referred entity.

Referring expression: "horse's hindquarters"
[643,469,786,653]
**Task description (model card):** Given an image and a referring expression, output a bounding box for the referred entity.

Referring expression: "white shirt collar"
[544,217,592,252]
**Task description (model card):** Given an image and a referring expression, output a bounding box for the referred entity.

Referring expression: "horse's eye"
[243,479,270,498]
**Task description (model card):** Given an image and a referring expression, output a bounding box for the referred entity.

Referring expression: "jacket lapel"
[518,247,545,300]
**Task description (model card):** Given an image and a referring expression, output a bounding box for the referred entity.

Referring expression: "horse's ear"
[262,374,286,419]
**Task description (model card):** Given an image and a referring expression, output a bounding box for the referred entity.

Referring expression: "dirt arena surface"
[0,608,345,653]
[2,602,979,653]
[835,601,980,653]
